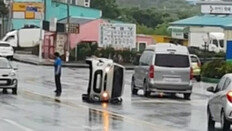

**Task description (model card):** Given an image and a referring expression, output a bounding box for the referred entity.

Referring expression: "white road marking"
[61,82,75,86]
[2,119,34,131]
[83,125,103,130]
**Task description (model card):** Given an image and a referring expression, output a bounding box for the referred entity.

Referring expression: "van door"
[154,53,190,90]
[134,51,153,87]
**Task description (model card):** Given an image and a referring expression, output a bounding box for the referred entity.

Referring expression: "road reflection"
[88,103,123,131]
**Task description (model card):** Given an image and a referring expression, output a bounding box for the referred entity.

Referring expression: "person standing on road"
[54,52,62,96]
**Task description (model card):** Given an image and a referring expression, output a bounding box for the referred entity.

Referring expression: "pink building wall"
[69,21,154,50]
[69,19,105,49]
[136,34,154,46]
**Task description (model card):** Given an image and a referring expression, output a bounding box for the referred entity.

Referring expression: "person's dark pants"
[55,74,62,95]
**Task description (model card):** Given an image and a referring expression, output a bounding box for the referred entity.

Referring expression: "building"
[169,1,232,52]
[10,0,101,30]
[136,34,154,52]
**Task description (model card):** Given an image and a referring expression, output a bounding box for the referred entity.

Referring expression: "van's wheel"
[195,76,201,82]
[12,85,17,95]
[131,77,138,95]
[221,110,230,130]
[12,88,17,95]
[3,89,7,94]
[184,93,191,100]
[208,108,215,131]
[143,81,151,97]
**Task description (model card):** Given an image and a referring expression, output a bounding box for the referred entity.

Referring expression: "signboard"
[172,31,184,39]
[99,23,136,49]
[67,23,80,34]
[50,18,57,32]
[12,2,44,19]
[171,28,184,39]
[201,5,232,14]
[55,33,67,55]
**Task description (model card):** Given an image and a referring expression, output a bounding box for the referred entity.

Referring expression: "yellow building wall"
[152,35,188,46]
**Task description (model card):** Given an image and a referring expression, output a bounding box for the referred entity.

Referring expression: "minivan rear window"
[0,43,10,47]
[155,54,190,68]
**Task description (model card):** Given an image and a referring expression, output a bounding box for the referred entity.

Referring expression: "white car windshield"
[0,59,11,69]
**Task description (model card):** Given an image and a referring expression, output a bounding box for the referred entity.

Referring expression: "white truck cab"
[208,32,224,53]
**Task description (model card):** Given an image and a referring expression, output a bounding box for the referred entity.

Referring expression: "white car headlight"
[105,66,111,73]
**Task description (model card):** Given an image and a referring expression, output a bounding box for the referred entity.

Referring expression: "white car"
[0,41,14,59]
[0,57,17,94]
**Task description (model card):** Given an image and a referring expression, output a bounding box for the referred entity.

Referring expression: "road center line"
[2,119,34,131]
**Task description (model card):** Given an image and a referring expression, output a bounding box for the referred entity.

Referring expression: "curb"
[201,77,219,83]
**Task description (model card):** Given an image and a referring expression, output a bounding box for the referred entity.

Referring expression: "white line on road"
[2,119,34,131]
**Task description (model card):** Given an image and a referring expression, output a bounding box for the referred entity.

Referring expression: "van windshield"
[155,54,190,68]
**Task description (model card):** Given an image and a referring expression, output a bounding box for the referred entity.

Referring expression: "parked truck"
[189,32,225,53]
[1,28,44,48]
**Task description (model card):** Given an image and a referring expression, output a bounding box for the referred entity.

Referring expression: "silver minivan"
[131,43,193,99]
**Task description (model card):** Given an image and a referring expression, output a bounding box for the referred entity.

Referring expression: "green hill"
[116,0,194,9]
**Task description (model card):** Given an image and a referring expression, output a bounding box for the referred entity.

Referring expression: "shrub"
[201,60,232,79]
[71,43,138,64]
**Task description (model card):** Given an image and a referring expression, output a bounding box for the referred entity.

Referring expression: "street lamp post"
[39,0,44,62]
[66,0,70,62]
[203,33,209,64]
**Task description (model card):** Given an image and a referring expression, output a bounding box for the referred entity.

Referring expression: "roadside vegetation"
[201,60,232,79]
[70,43,138,64]
[91,0,200,35]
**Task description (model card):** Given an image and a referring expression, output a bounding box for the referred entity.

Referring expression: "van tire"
[221,111,230,131]
[195,76,201,82]
[184,93,191,100]
[132,89,138,95]
[207,108,215,131]
[131,77,138,95]
[143,81,151,97]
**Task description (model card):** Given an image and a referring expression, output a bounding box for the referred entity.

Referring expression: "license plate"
[164,78,181,83]
[0,80,7,84]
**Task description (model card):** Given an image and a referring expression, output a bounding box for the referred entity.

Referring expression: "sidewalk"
[13,53,135,70]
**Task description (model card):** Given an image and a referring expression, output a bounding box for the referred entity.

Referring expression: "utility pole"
[66,0,70,62]
[39,0,44,62]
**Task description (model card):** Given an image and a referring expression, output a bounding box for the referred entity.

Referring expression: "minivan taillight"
[190,67,193,80]
[149,65,154,78]
[227,91,232,103]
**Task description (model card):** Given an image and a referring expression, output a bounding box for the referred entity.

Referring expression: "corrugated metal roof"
[171,15,232,29]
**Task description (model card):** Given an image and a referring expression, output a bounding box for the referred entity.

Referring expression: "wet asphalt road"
[0,61,226,131]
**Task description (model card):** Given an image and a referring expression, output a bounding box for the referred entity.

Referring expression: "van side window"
[5,36,15,42]
[139,51,152,66]
[147,52,154,65]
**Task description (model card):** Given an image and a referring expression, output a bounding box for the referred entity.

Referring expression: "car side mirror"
[207,86,215,93]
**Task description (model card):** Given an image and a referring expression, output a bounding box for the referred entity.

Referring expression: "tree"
[91,0,120,19]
